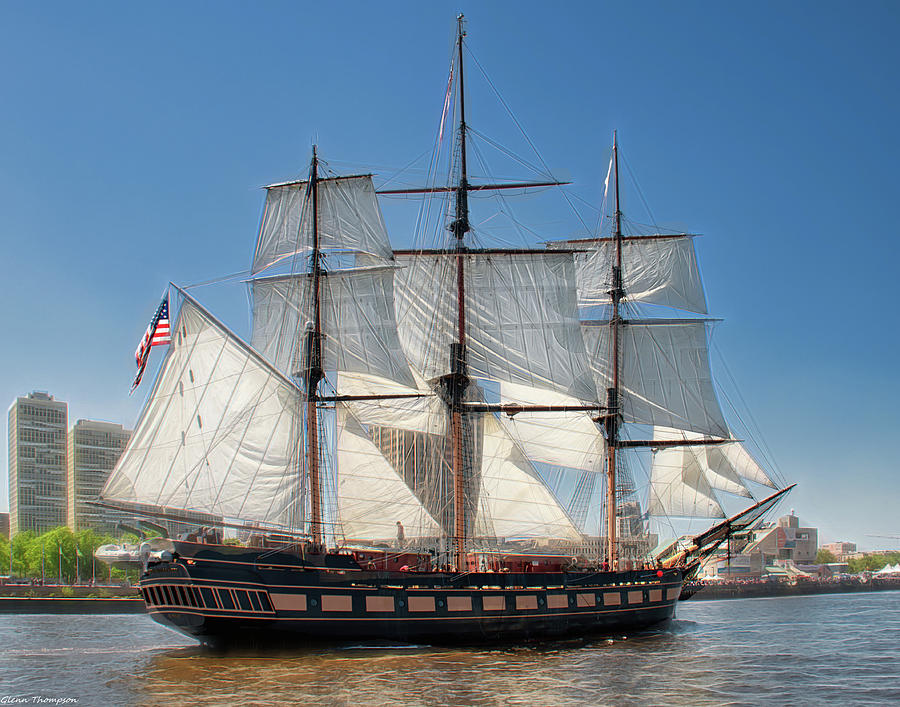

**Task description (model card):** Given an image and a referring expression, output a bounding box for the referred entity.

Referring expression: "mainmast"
[305,146,325,549]
[448,13,470,571]
[605,133,623,567]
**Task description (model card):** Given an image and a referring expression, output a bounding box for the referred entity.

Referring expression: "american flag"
[131,295,171,392]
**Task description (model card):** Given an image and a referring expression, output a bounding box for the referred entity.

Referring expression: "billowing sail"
[549,236,707,313]
[582,318,729,438]
[334,405,442,541]
[102,297,301,527]
[652,427,750,497]
[706,438,776,489]
[497,381,604,471]
[394,252,597,403]
[475,415,582,540]
[338,371,448,437]
[250,267,417,392]
[649,443,726,519]
[252,175,394,273]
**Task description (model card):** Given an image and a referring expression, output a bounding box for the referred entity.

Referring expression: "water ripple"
[1,592,899,706]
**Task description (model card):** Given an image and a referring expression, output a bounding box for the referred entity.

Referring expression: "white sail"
[475,415,582,540]
[394,252,597,403]
[653,427,750,497]
[335,405,442,541]
[252,175,394,273]
[649,443,726,519]
[338,371,448,437]
[250,267,417,392]
[582,319,729,438]
[497,381,604,472]
[706,439,776,489]
[549,236,707,314]
[102,297,300,527]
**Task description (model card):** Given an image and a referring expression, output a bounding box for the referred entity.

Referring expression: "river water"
[1,592,898,706]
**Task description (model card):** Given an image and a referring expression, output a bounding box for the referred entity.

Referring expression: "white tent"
[875,563,900,575]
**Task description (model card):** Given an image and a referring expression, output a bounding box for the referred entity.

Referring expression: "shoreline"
[688,578,900,601]
[0,596,146,614]
[1,580,898,613]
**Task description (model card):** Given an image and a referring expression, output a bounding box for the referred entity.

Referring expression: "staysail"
[475,414,582,541]
[335,404,442,541]
[649,443,726,519]
[102,296,302,527]
[496,381,604,472]
[649,426,778,521]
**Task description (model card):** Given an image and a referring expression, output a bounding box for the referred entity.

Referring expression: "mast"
[305,146,325,548]
[605,132,623,568]
[448,14,470,571]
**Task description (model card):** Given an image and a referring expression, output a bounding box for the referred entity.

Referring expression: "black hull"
[139,541,682,648]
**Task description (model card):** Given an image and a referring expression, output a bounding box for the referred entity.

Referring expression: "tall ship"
[99,17,790,647]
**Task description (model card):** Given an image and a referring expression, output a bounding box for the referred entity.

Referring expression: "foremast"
[305,146,325,549]
[605,133,623,567]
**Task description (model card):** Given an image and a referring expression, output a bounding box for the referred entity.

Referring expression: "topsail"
[252,175,394,273]
[549,235,707,314]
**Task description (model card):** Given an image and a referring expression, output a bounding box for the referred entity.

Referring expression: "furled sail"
[394,252,597,403]
[334,405,442,541]
[101,296,301,527]
[497,381,604,471]
[252,175,394,273]
[581,318,729,438]
[548,236,707,314]
[250,267,417,393]
[475,414,582,540]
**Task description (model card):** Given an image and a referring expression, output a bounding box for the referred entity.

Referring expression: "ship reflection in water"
[1,592,899,706]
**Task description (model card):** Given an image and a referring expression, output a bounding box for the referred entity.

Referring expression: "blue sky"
[2,1,898,548]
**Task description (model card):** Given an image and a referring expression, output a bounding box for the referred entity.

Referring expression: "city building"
[772,511,818,563]
[8,392,68,535]
[0,512,8,538]
[702,511,819,578]
[821,541,858,560]
[67,419,133,533]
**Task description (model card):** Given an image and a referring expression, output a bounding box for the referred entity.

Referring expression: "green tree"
[10,531,36,577]
[847,551,900,574]
[4,527,150,582]
[25,528,77,583]
[0,535,9,575]
[816,548,838,564]
[73,528,120,582]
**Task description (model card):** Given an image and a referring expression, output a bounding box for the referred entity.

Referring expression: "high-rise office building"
[8,392,68,535]
[67,419,132,533]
